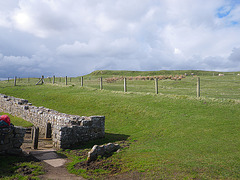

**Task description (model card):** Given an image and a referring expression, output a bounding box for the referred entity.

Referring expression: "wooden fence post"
[197,77,200,98]
[65,76,67,85]
[41,75,44,84]
[14,76,17,86]
[8,77,9,83]
[32,127,39,149]
[100,77,103,90]
[155,78,158,94]
[53,76,55,84]
[81,76,83,87]
[124,78,127,92]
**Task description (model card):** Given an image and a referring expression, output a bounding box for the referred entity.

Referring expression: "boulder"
[87,143,120,162]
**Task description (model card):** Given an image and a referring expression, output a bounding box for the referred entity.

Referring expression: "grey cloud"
[0,0,240,78]
[56,38,144,59]
[229,48,240,62]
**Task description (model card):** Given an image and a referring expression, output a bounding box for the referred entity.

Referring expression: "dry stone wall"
[0,126,26,155]
[0,94,105,149]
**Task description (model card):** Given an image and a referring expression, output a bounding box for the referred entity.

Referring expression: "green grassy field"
[0,70,239,179]
[4,70,239,100]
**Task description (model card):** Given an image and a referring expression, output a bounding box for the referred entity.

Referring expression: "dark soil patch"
[68,140,133,179]
[0,153,42,179]
[71,148,122,176]
[74,158,122,175]
[15,165,35,176]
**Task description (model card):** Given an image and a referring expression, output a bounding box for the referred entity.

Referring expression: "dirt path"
[22,129,85,180]
[38,162,85,180]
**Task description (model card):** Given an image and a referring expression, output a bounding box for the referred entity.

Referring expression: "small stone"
[23,106,29,110]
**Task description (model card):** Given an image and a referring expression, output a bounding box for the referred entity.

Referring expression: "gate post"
[32,127,39,149]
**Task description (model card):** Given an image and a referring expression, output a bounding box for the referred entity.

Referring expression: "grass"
[5,70,238,100]
[0,112,33,127]
[0,70,239,179]
[88,70,240,76]
[0,156,44,180]
[3,70,240,100]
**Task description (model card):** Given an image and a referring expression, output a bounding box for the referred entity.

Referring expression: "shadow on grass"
[0,154,41,179]
[70,132,130,150]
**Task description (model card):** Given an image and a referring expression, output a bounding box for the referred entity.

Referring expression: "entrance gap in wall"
[21,125,53,151]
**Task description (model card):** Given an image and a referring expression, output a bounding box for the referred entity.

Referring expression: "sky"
[0,0,240,78]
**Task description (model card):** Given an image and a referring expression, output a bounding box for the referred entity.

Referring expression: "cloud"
[229,48,240,62]
[0,0,240,78]
[10,0,75,38]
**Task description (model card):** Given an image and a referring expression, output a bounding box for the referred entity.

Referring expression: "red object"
[0,115,10,125]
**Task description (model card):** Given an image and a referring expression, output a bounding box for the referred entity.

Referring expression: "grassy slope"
[86,76,240,100]
[88,70,240,77]
[0,79,239,179]
[0,112,33,127]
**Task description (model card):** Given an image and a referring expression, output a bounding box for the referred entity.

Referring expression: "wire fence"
[1,75,240,100]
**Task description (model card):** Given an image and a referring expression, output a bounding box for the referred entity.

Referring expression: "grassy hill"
[0,70,239,179]
[88,70,239,77]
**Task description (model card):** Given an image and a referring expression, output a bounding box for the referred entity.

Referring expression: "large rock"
[87,143,120,162]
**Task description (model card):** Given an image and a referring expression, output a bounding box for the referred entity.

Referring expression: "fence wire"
[1,75,239,100]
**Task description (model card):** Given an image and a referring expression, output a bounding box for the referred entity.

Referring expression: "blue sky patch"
[217,0,240,18]
[231,21,238,25]
[217,6,232,18]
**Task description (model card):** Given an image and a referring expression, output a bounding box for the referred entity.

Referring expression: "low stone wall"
[0,126,26,155]
[0,94,105,149]
[53,116,105,149]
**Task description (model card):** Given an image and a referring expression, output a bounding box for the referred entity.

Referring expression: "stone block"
[81,120,93,127]
[23,106,29,110]
[0,143,13,151]
[6,148,22,155]
[14,127,26,134]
